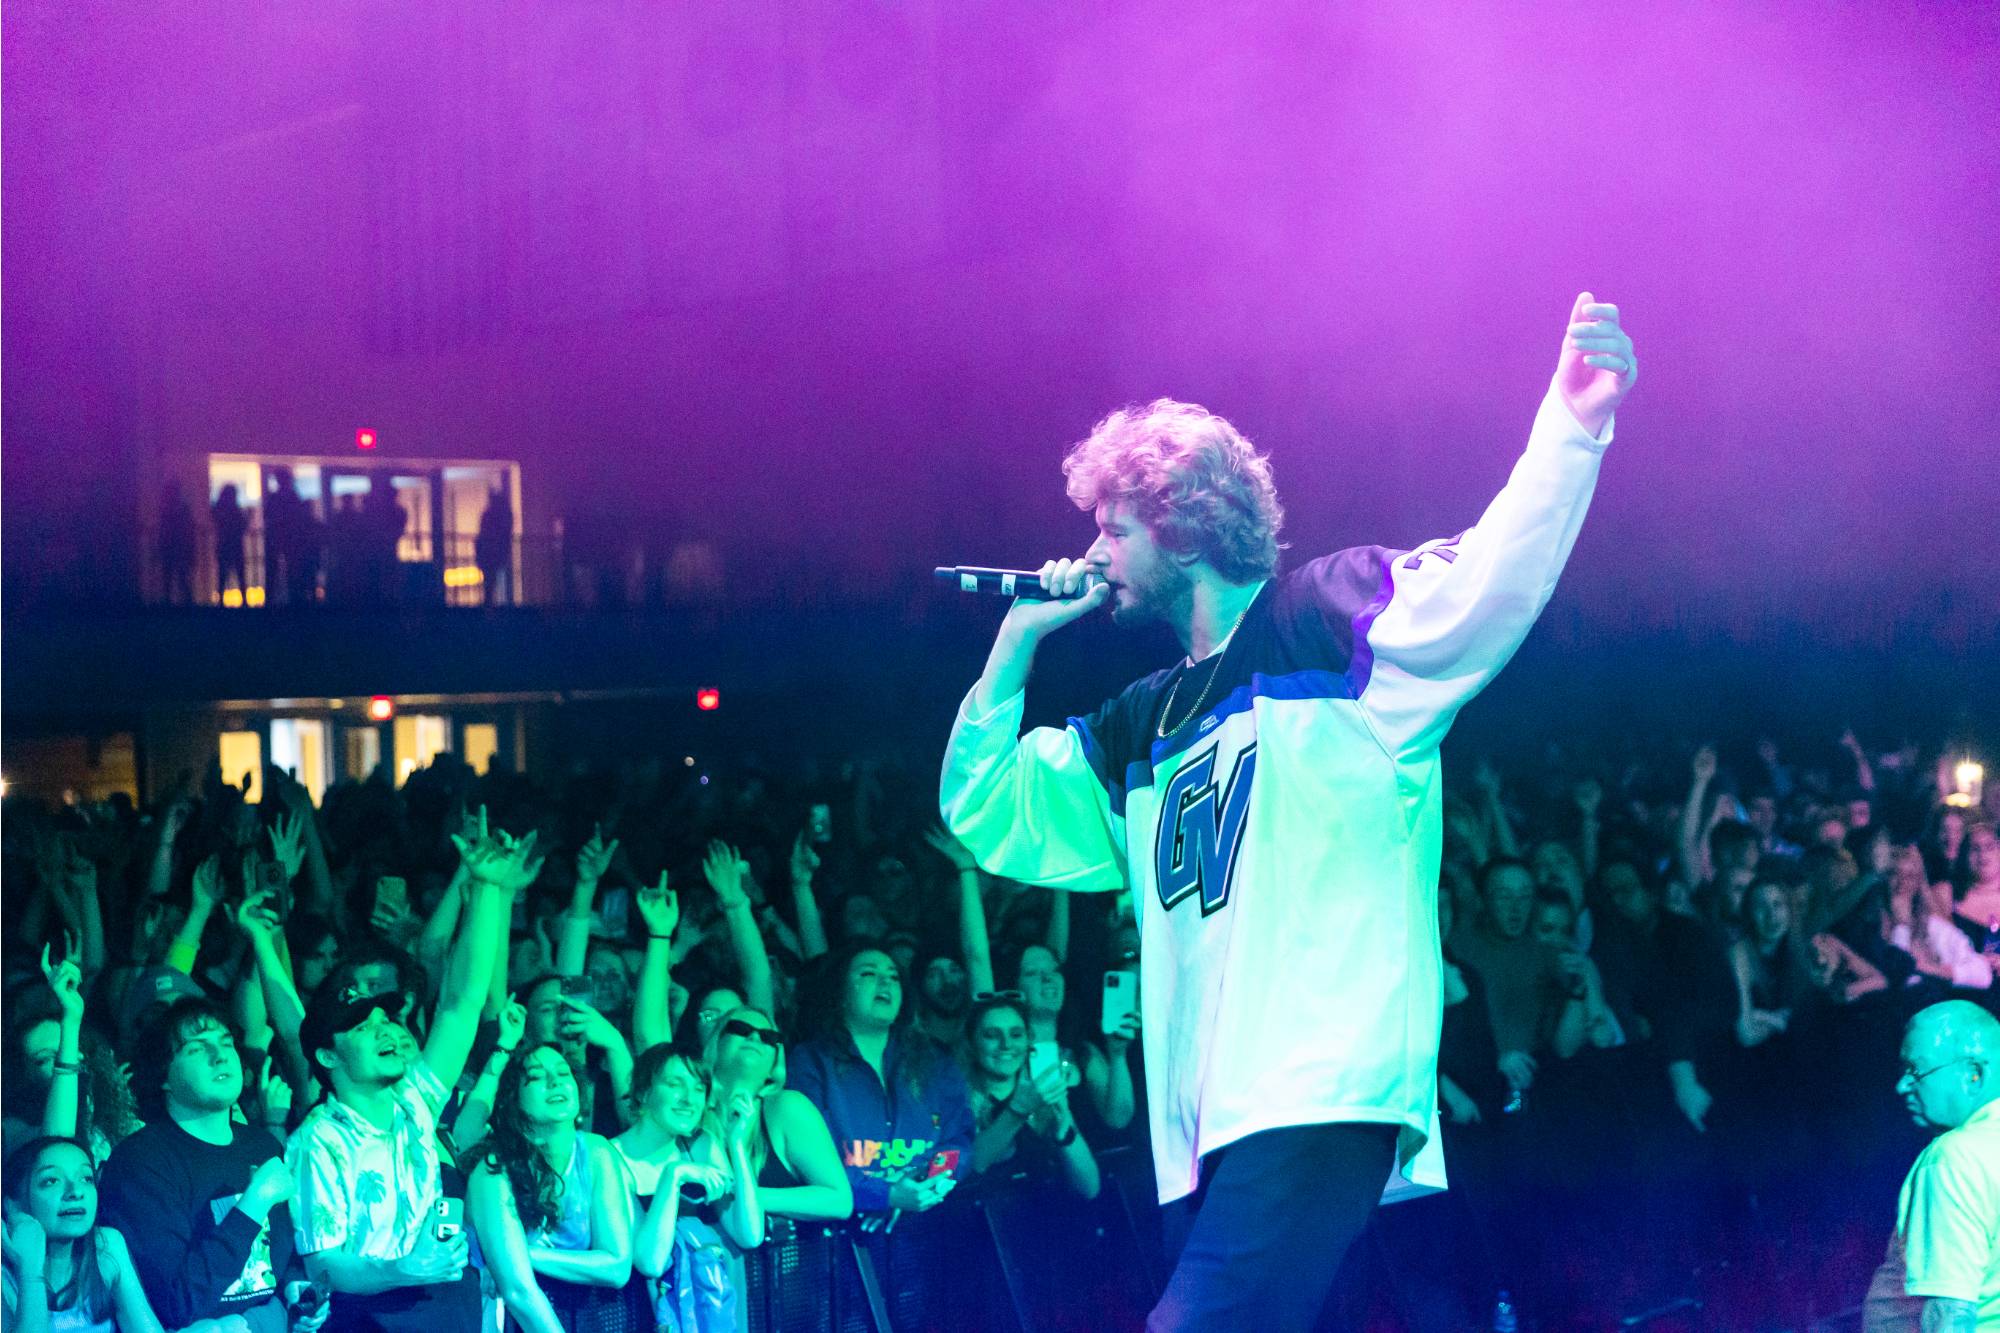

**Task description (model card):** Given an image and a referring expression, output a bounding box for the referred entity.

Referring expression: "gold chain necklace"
[1156,590,1260,739]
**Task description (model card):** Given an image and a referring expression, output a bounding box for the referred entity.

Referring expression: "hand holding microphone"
[1005,558,1110,641]
[936,558,1109,638]
[952,557,1112,717]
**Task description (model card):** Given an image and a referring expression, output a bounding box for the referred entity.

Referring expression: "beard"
[1110,556,1194,628]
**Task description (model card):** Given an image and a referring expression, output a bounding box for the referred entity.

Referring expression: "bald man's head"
[1897,1000,2000,1131]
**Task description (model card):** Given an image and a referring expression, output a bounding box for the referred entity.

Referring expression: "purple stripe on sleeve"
[1345,554,1398,699]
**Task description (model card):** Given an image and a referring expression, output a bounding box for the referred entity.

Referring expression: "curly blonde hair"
[1061,399,1284,583]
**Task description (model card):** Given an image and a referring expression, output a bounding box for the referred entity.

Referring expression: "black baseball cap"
[298,980,406,1084]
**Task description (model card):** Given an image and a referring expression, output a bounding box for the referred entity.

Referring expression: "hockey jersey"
[940,380,1612,1204]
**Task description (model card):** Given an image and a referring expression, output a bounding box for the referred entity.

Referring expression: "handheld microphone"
[933,567,1104,602]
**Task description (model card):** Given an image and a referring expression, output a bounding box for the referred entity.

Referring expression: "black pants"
[1148,1121,1399,1333]
[325,1269,482,1333]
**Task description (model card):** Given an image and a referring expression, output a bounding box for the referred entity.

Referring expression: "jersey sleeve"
[1340,380,1611,758]
[939,685,1128,893]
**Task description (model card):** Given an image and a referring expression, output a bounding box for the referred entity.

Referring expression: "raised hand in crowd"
[787,830,830,960]
[636,873,679,941]
[575,823,619,890]
[257,1053,293,1133]
[703,840,776,1015]
[632,874,679,1054]
[703,839,752,914]
[452,808,543,891]
[267,813,306,888]
[36,938,88,1141]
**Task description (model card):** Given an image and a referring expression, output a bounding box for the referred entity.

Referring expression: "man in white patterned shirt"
[287,823,530,1332]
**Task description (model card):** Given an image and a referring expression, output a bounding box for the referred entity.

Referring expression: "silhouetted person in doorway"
[475,481,513,605]
[264,467,322,606]
[211,484,247,603]
[326,494,363,604]
[362,483,406,602]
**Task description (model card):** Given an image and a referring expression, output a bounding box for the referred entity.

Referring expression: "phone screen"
[560,974,597,1007]
[375,876,408,916]
[1101,970,1137,1037]
[924,1148,961,1180]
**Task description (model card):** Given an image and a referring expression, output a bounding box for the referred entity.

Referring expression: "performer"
[940,293,1637,1330]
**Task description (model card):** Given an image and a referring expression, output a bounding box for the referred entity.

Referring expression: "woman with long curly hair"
[467,1044,634,1333]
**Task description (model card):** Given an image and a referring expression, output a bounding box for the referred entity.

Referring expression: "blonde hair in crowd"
[1061,398,1285,583]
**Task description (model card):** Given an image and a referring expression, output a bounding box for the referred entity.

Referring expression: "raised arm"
[1472,761,1520,860]
[926,828,995,996]
[427,815,536,1090]
[630,875,678,1056]
[1679,747,1718,887]
[144,800,192,901]
[1349,295,1634,759]
[451,996,524,1149]
[1839,728,1876,794]
[705,842,775,1017]
[413,866,467,982]
[557,827,618,978]
[37,945,86,1140]
[941,567,1129,893]
[1573,779,1603,879]
[267,768,338,924]
[60,844,108,979]
[165,856,227,976]
[787,833,831,962]
[233,889,306,1059]
[1045,889,1071,967]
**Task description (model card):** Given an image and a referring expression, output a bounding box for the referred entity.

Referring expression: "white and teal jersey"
[941,380,1612,1204]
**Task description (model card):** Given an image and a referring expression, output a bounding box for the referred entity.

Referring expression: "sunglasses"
[973,990,1025,1003]
[720,1019,783,1047]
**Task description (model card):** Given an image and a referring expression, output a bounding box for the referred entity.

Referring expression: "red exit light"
[695,688,721,712]
[367,696,395,722]
[356,428,378,450]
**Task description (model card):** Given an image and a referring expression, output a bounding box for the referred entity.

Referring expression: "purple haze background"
[5,1,1997,640]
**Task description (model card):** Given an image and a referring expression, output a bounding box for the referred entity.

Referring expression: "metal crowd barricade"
[739,1150,1163,1333]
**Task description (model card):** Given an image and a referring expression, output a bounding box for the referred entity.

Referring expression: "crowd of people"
[1,722,1995,1331]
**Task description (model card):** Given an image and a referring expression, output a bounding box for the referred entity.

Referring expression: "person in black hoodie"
[99,997,325,1332]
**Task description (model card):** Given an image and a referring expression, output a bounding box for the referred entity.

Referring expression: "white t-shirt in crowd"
[1896,1097,2000,1329]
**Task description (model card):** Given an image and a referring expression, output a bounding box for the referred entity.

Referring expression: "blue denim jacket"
[788,1029,975,1212]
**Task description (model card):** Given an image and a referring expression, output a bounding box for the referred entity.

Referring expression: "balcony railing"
[160,529,569,609]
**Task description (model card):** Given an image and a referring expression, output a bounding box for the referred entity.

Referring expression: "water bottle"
[1492,1289,1518,1333]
